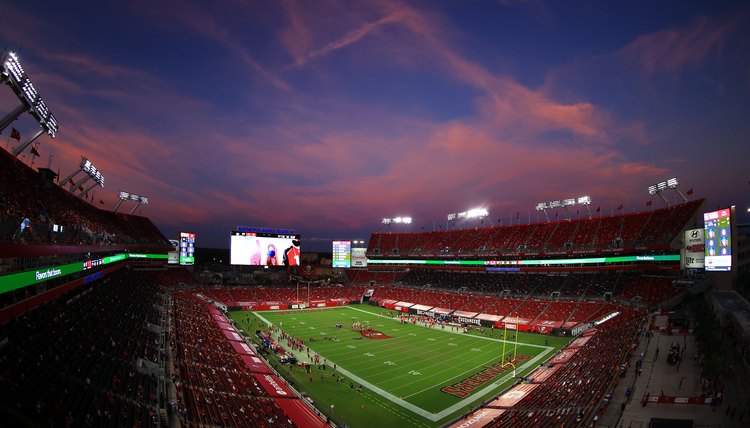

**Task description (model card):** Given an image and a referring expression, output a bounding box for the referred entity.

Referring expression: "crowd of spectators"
[486,307,646,427]
[367,199,703,257]
[0,269,166,427]
[0,149,170,247]
[170,292,296,427]
[384,270,681,305]
[198,285,367,305]
[141,268,202,289]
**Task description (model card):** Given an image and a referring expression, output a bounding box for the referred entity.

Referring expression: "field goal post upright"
[512,314,519,377]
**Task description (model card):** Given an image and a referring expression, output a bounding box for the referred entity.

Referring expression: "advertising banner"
[352,248,368,267]
[682,228,705,269]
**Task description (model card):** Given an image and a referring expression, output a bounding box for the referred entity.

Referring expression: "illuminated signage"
[180,232,196,265]
[332,241,352,268]
[704,208,731,271]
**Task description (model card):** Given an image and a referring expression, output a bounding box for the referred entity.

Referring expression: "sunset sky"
[1,0,749,250]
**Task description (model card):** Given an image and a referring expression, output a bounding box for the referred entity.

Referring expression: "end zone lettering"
[441,354,531,398]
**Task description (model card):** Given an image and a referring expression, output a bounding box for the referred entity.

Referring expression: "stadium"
[2,4,750,428]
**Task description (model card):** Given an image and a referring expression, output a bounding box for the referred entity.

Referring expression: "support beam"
[12,128,45,157]
[130,201,143,215]
[60,169,83,189]
[656,192,669,207]
[80,182,99,198]
[71,175,92,192]
[0,104,29,134]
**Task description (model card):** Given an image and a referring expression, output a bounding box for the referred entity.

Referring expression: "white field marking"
[379,335,507,387]
[447,343,457,347]
[364,352,375,357]
[384,360,396,366]
[427,338,436,341]
[298,321,305,324]
[308,326,316,329]
[347,345,357,349]
[254,309,557,422]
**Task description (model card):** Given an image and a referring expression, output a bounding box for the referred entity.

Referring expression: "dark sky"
[1,0,749,251]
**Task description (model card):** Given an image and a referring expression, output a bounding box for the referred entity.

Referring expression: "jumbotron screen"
[332,240,351,268]
[231,231,300,266]
[703,208,731,271]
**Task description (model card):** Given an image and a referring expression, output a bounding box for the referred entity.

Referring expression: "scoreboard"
[180,232,196,265]
[332,240,351,268]
[703,208,731,271]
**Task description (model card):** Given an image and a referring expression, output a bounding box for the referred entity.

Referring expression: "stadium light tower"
[648,177,684,207]
[114,191,149,214]
[447,207,489,229]
[535,196,591,221]
[1,51,59,156]
[382,216,412,231]
[60,157,104,198]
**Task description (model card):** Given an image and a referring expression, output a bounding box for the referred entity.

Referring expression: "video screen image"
[231,231,300,266]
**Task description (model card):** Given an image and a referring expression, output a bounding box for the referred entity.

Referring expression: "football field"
[230,305,568,427]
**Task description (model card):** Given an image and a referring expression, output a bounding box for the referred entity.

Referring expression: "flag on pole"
[30,145,40,157]
[596,207,601,213]
[646,200,652,206]
[686,188,694,195]
[617,204,623,210]
[10,128,20,141]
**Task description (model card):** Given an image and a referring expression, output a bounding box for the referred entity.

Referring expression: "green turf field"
[229,305,569,427]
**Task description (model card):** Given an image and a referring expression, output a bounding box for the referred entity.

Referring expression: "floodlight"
[648,185,658,195]
[667,178,678,188]
[2,52,58,137]
[382,216,411,225]
[5,52,25,82]
[535,202,547,211]
[119,191,130,200]
[550,200,562,208]
[577,196,591,205]
[657,181,668,191]
[466,208,489,218]
[562,198,576,206]
[140,196,149,205]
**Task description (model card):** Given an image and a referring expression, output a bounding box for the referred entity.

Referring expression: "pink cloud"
[622,15,742,74]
